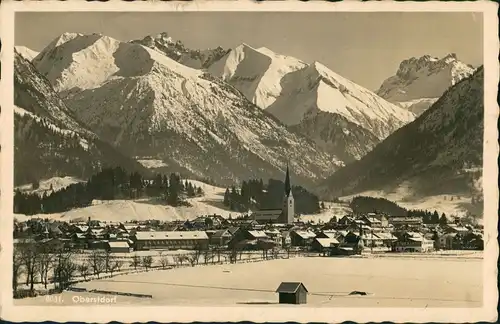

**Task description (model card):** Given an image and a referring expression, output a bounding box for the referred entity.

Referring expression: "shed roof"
[275,282,308,293]
[108,241,130,248]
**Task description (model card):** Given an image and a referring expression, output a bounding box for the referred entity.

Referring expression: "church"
[250,164,295,224]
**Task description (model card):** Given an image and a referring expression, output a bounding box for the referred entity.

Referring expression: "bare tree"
[38,252,55,289]
[203,248,212,265]
[78,262,91,281]
[89,250,106,278]
[141,255,153,271]
[19,239,39,292]
[12,247,24,293]
[131,253,141,270]
[103,250,113,273]
[53,251,77,291]
[108,259,123,277]
[187,244,203,266]
[187,253,200,267]
[158,251,170,269]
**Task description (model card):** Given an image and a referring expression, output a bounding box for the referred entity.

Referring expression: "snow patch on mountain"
[15,46,39,61]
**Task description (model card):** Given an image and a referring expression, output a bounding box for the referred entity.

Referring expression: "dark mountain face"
[289,110,380,164]
[319,67,484,200]
[14,51,147,186]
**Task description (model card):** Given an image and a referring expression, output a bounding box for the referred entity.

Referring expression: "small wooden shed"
[275,282,308,304]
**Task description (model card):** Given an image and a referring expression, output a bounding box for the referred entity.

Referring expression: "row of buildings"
[14,209,484,254]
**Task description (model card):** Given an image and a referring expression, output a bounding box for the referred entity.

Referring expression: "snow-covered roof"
[314,237,339,247]
[108,241,130,248]
[292,230,316,239]
[247,230,269,239]
[134,231,208,241]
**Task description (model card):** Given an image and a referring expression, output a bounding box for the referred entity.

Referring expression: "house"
[107,241,131,253]
[387,217,423,228]
[311,237,340,254]
[227,229,270,250]
[371,213,390,227]
[264,229,283,247]
[275,282,308,304]
[132,231,209,251]
[439,233,457,250]
[338,215,355,227]
[360,215,383,228]
[392,232,434,252]
[209,229,233,246]
[374,231,398,247]
[289,230,316,247]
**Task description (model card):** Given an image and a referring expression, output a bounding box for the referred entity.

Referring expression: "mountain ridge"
[14,50,147,186]
[29,33,343,189]
[376,53,476,116]
[319,66,484,207]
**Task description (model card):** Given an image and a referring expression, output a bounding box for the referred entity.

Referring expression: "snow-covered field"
[14,180,234,222]
[16,255,482,307]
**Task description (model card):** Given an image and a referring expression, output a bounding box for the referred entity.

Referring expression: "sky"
[15,12,483,91]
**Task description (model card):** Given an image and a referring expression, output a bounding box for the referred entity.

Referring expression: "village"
[14,210,484,257]
[12,164,485,303]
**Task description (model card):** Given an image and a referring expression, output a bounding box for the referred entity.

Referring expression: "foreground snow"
[16,256,482,307]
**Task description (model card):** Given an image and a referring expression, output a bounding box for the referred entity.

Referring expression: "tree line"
[14,167,204,215]
[349,196,450,225]
[222,178,321,214]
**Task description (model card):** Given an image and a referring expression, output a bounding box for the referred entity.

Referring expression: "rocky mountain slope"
[319,66,484,202]
[15,46,39,61]
[376,54,476,116]
[208,44,415,162]
[14,50,147,186]
[131,32,230,70]
[31,33,343,188]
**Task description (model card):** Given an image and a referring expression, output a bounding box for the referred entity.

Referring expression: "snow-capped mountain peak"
[377,53,476,111]
[212,46,415,140]
[30,32,343,187]
[14,46,39,61]
[209,43,308,109]
[130,32,229,70]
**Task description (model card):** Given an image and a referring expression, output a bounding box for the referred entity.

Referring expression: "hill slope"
[209,44,415,162]
[319,67,484,204]
[14,50,147,186]
[376,54,476,116]
[31,33,342,188]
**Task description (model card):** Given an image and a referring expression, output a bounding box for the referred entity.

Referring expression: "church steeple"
[284,162,292,197]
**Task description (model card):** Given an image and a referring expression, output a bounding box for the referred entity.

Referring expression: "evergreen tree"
[223,188,230,207]
[431,210,439,224]
[439,214,448,226]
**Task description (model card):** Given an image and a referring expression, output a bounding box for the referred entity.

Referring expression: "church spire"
[284,161,291,197]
